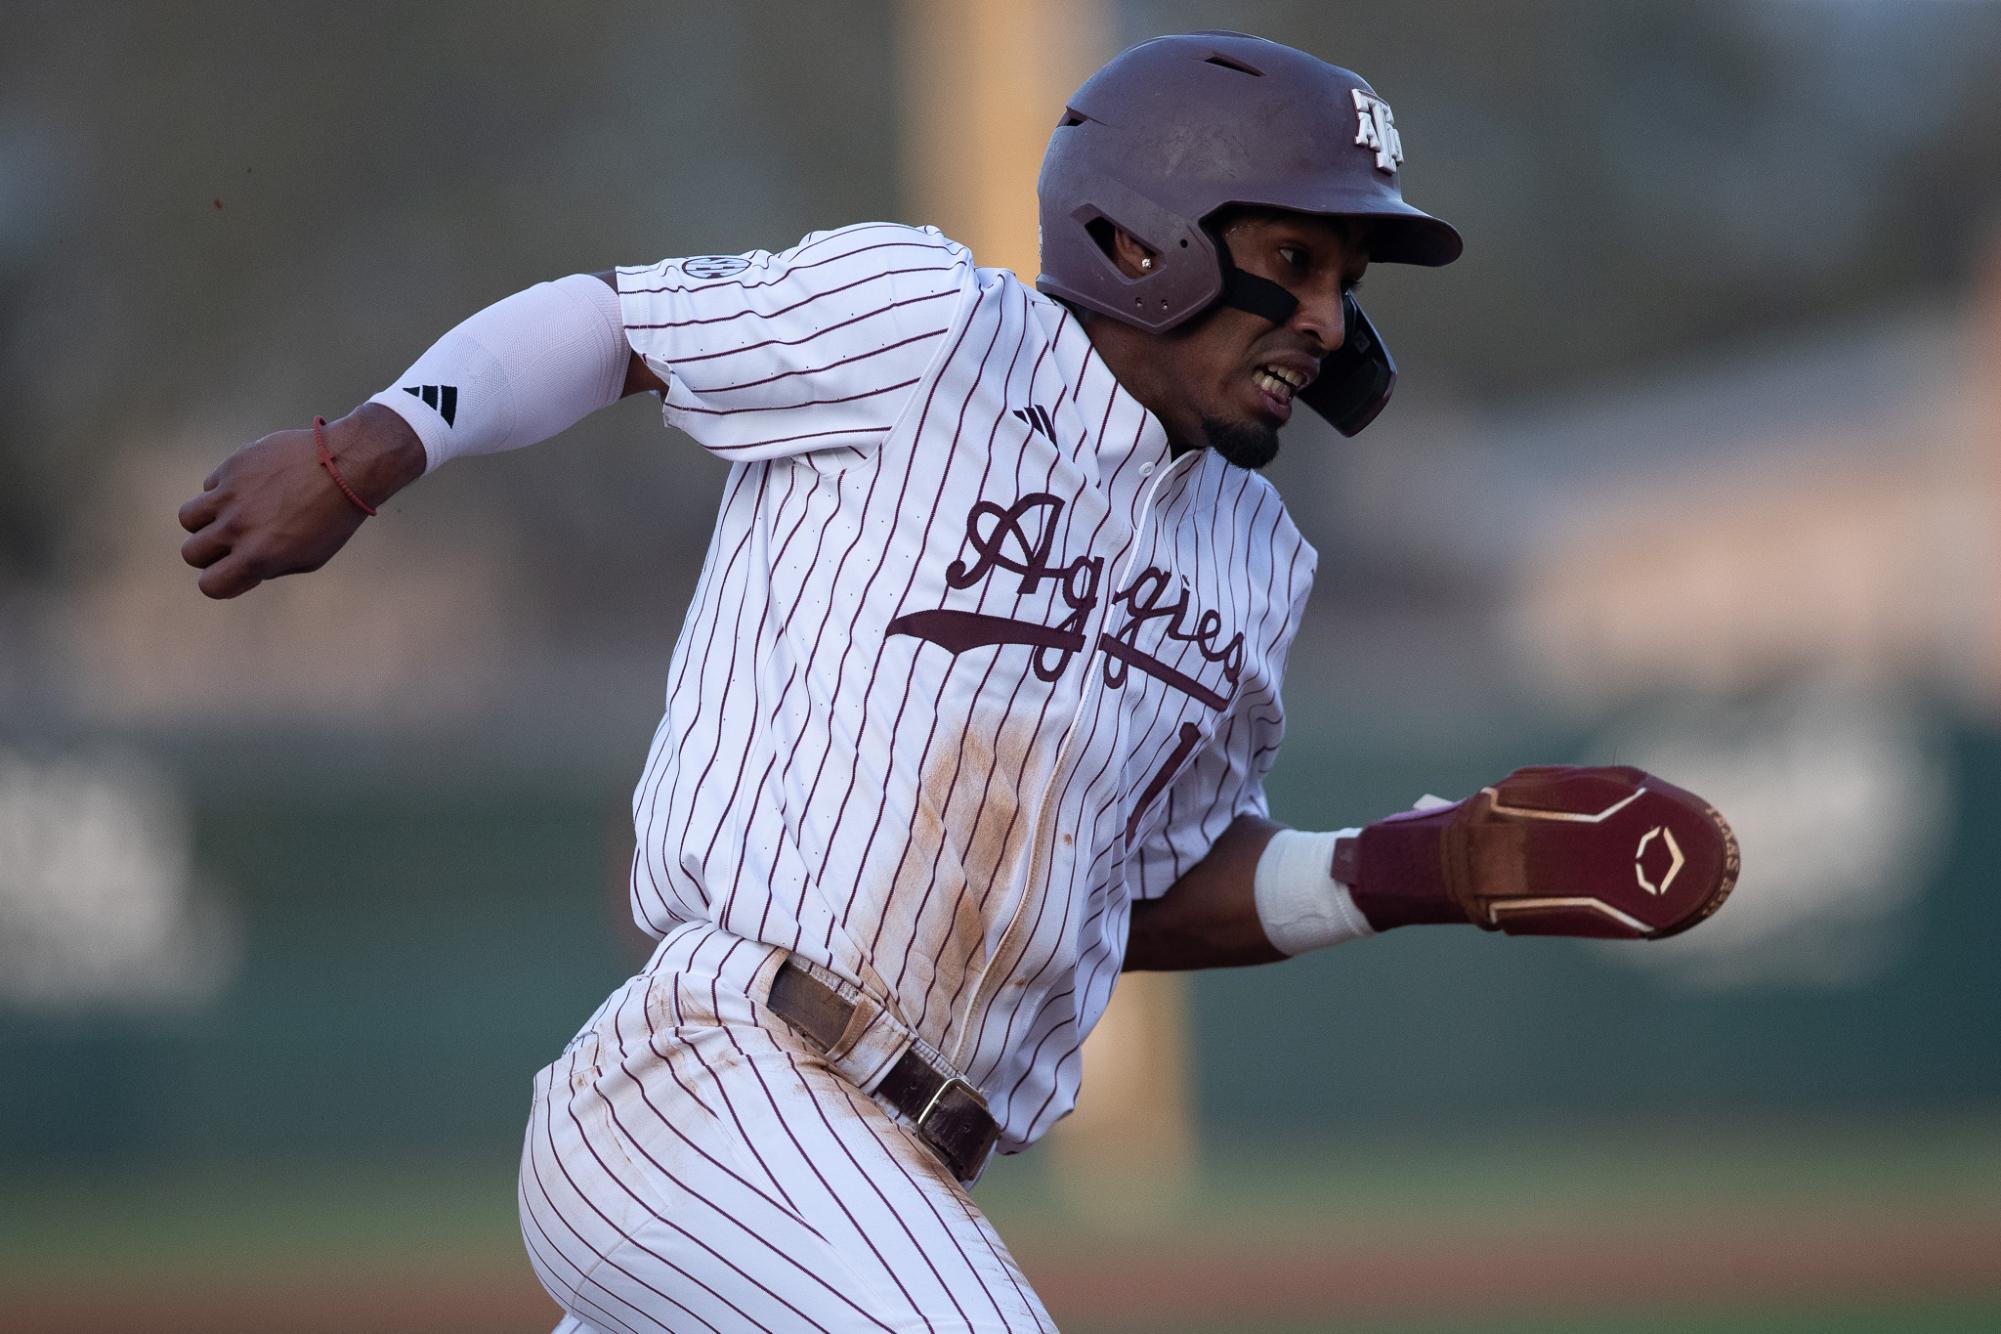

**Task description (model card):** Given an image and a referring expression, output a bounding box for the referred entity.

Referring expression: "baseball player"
[177,32,1737,1333]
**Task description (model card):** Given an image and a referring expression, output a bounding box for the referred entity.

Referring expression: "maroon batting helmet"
[1036,31,1462,434]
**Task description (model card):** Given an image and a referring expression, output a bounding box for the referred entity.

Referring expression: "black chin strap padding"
[1217,263,1299,327]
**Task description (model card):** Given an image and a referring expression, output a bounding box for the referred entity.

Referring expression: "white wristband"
[367,273,628,474]
[1254,828,1376,956]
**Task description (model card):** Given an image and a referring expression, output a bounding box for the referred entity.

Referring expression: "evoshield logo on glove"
[1635,826,1686,898]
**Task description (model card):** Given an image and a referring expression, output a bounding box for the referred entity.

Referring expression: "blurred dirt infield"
[6,1118,1998,1332]
[7,1214,2000,1333]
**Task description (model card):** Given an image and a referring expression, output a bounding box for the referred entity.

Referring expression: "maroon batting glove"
[1331,766,1740,939]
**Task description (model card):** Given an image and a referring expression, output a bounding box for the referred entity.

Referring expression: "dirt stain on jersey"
[882,715,1041,1036]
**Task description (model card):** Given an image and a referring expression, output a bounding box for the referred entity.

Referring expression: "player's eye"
[1277,245,1308,271]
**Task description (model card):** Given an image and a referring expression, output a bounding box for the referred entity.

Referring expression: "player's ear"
[1108,227,1158,280]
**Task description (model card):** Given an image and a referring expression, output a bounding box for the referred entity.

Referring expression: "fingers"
[178,486,222,533]
[180,523,231,570]
[178,464,246,591]
[195,552,263,600]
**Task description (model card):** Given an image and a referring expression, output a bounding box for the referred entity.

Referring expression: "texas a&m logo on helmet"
[1351,89,1404,174]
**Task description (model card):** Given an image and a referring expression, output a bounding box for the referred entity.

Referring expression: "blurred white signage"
[1591,682,1949,991]
[0,747,239,1010]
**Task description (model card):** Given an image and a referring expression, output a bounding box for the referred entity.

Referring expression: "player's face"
[1172,210,1369,469]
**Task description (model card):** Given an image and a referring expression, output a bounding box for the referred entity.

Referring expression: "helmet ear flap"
[1038,173,1221,332]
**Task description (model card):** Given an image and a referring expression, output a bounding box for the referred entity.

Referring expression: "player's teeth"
[1254,369,1294,401]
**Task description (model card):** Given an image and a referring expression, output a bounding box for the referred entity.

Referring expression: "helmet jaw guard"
[1034,31,1460,433]
[1303,299,1396,438]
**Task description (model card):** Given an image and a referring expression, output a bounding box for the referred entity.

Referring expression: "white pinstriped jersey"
[614,222,1316,1152]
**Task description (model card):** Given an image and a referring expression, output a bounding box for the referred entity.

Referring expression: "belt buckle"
[916,1075,986,1130]
[913,1075,994,1183]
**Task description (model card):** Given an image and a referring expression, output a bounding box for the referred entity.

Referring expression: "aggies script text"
[887,492,1246,842]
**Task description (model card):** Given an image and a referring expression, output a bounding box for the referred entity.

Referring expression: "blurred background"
[4,1,2000,1330]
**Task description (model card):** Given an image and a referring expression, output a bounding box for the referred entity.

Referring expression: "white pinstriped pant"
[519,924,1056,1333]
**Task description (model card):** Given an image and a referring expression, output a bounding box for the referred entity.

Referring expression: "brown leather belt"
[766,960,999,1184]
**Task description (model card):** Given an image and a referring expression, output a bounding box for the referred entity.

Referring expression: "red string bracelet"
[313,415,378,517]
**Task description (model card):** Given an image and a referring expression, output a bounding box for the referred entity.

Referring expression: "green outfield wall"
[3,700,1995,1164]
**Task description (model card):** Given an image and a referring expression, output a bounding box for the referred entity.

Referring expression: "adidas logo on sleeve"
[401,383,458,427]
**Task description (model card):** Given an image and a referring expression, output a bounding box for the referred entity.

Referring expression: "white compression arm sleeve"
[1253,827,1376,955]
[366,273,629,474]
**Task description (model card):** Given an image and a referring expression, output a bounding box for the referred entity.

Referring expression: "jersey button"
[1139,462,1154,476]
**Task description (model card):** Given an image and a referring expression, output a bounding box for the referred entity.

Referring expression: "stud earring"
[1140,257,1153,270]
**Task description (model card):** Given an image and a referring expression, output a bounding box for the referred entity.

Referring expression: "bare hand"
[177,405,424,599]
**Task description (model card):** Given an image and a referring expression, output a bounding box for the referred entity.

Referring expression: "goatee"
[1200,417,1280,471]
